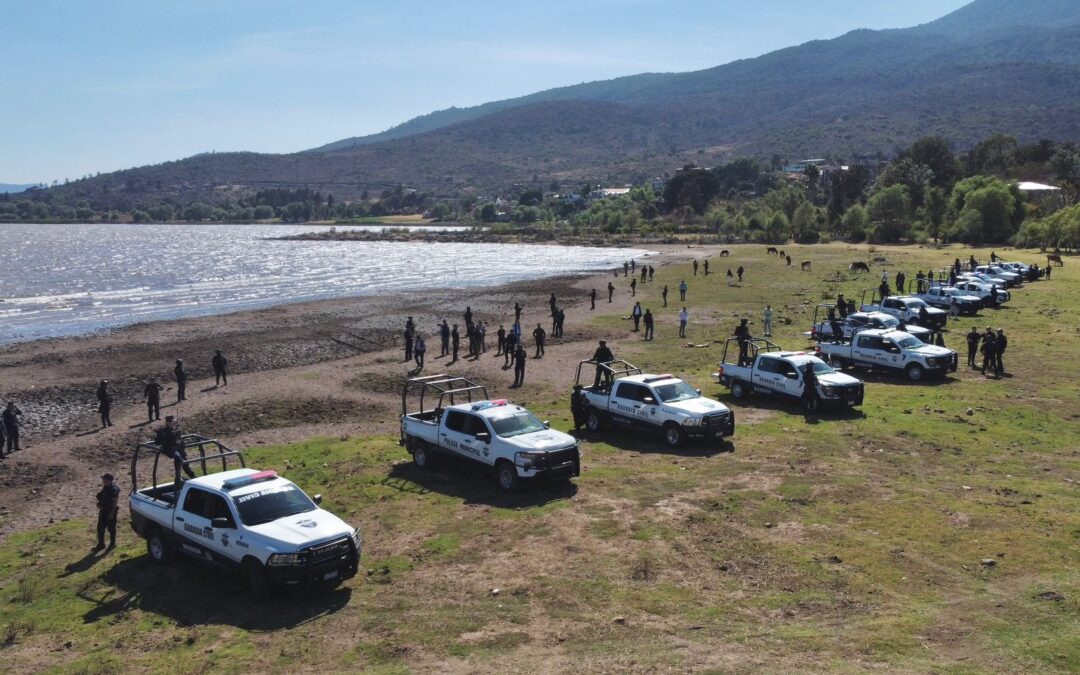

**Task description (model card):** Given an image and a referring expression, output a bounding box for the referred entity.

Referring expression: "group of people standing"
[966,327,1008,377]
[93,351,227,429]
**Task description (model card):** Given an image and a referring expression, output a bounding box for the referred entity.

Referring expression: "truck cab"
[860,293,947,330]
[128,435,361,599]
[953,279,1010,305]
[974,265,1021,287]
[817,329,958,380]
[809,308,931,342]
[914,285,982,315]
[714,338,864,412]
[574,359,733,448]
[399,375,580,491]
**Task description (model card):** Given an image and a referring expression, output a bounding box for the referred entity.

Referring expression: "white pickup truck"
[810,310,932,342]
[953,279,1011,305]
[913,285,982,315]
[974,265,1021,287]
[860,295,948,330]
[714,338,864,412]
[399,375,580,491]
[816,329,958,381]
[128,435,361,599]
[574,359,734,448]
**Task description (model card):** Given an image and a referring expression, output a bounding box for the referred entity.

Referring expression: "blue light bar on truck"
[222,470,278,490]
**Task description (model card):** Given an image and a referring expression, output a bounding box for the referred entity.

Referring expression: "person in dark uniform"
[918,306,930,327]
[512,344,527,386]
[643,309,654,341]
[640,265,647,283]
[96,380,112,428]
[662,285,668,307]
[828,307,843,344]
[953,258,962,276]
[503,330,517,367]
[463,306,473,328]
[174,359,188,402]
[737,266,745,283]
[2,402,21,454]
[157,416,195,484]
[734,319,751,366]
[878,280,890,302]
[897,271,907,294]
[589,288,596,310]
[570,384,588,432]
[212,350,228,386]
[440,320,451,357]
[623,260,629,277]
[966,327,981,367]
[703,260,710,276]
[649,265,655,281]
[836,294,847,319]
[801,363,819,412]
[496,325,507,355]
[980,328,996,376]
[514,302,524,322]
[693,260,699,276]
[995,329,1007,376]
[95,473,120,551]
[607,282,615,303]
[555,308,565,337]
[450,324,460,362]
[987,285,999,308]
[533,324,546,358]
[592,340,615,389]
[404,322,414,362]
[630,278,637,296]
[143,379,163,422]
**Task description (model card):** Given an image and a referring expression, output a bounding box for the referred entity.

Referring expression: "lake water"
[0,223,651,344]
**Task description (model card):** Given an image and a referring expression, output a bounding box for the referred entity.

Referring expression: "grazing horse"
[719,249,730,257]
[849,261,870,273]
[786,255,792,266]
[778,250,785,260]
[766,247,779,256]
[1048,254,1064,266]
[801,260,812,271]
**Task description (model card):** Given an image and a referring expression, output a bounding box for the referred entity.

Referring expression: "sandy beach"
[0,245,688,538]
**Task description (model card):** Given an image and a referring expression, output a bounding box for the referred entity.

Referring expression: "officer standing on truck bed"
[570,384,588,432]
[95,473,120,552]
[592,340,615,389]
[157,416,195,482]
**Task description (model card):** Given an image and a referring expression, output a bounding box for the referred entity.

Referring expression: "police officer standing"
[144,379,163,423]
[995,329,1007,376]
[414,335,426,370]
[643,309,654,341]
[2,402,21,454]
[496,325,507,356]
[570,384,588,432]
[404,320,414,362]
[589,288,596,310]
[980,327,997,376]
[607,281,615,303]
[533,323,546,358]
[94,473,120,551]
[662,285,668,307]
[212,350,228,386]
[966,327,981,368]
[174,359,188,402]
[451,323,460,362]
[631,302,643,331]
[96,380,113,428]
[503,330,518,367]
[512,343,527,387]
[440,320,451,357]
[802,363,819,413]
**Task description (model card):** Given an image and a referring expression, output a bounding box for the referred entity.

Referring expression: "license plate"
[323,570,339,581]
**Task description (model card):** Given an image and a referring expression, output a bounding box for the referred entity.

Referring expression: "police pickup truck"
[860,295,948,330]
[399,375,580,491]
[574,359,733,448]
[816,329,958,381]
[810,310,932,342]
[974,265,1021,287]
[128,435,361,599]
[714,338,864,412]
[913,285,982,316]
[953,279,1011,306]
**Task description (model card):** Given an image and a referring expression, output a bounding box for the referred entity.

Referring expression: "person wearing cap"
[211,350,228,386]
[592,340,615,389]
[95,473,120,551]
[734,318,751,366]
[994,328,1008,376]
[174,359,188,402]
[512,343,527,387]
[570,384,588,432]
[156,416,195,483]
[143,378,163,423]
[96,380,112,428]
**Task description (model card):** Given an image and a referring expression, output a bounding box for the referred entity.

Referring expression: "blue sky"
[1,0,969,184]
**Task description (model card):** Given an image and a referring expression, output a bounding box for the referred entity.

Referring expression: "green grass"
[1,243,1077,672]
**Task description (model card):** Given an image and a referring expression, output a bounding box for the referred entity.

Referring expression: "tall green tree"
[867,185,912,243]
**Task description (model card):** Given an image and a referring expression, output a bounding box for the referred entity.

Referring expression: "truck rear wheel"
[906,363,925,381]
[245,558,270,601]
[730,380,750,400]
[146,529,172,564]
[413,441,433,468]
[495,461,519,492]
[663,424,686,448]
[585,409,604,432]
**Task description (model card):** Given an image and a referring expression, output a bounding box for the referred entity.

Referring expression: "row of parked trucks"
[126,258,1041,598]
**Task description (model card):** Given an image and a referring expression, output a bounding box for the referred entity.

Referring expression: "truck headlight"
[268,552,306,566]
[351,528,363,552]
[683,417,703,426]
[515,451,546,468]
[821,386,837,396]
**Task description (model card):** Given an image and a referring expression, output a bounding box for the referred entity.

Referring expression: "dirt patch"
[0,462,73,491]
[182,397,370,436]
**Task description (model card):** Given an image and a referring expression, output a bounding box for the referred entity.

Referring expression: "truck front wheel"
[906,363,925,381]
[245,558,270,601]
[495,461,519,492]
[663,424,686,448]
[146,529,172,564]
[585,409,604,432]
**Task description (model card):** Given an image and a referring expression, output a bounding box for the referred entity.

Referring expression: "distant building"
[782,159,827,174]
[649,177,666,193]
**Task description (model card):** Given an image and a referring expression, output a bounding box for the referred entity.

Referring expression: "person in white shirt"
[678,307,689,338]
[763,305,774,337]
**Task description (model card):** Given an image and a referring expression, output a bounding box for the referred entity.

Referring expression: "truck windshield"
[490,412,546,438]
[654,381,699,403]
[233,485,316,526]
[810,360,835,374]
[896,336,923,349]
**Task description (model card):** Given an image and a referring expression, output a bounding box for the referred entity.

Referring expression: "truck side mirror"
[211,517,234,529]
[475,431,491,443]
[312,494,323,505]
[643,396,655,405]
[541,420,550,428]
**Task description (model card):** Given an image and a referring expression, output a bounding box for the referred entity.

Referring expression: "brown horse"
[849,261,870,273]
[719,249,730,257]
[766,247,779,256]
[786,255,792,266]
[778,249,786,260]
[801,260,812,271]
[1048,254,1064,267]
